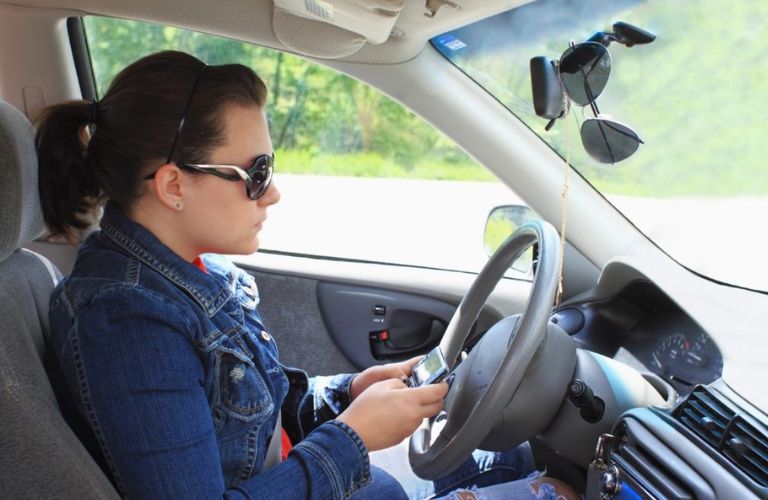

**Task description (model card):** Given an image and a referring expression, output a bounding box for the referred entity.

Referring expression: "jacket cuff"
[293,419,371,497]
[312,373,356,421]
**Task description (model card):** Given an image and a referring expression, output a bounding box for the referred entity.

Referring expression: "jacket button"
[260,330,271,342]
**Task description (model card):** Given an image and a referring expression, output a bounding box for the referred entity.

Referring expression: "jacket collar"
[99,201,230,316]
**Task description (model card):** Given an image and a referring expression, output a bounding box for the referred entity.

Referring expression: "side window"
[83,17,529,276]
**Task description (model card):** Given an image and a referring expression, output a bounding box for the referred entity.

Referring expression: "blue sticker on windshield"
[435,34,467,51]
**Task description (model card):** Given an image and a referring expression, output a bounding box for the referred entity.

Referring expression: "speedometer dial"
[688,332,723,373]
[650,329,721,389]
[650,332,690,373]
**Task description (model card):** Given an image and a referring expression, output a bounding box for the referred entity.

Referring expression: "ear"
[150,163,185,211]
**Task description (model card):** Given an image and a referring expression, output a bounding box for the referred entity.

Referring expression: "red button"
[379,330,389,341]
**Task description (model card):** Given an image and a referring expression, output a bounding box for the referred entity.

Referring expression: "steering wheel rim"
[409,220,561,479]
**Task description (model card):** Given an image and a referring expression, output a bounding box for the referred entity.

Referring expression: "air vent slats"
[726,417,768,486]
[693,393,732,420]
[617,444,693,499]
[734,421,768,453]
[674,386,768,487]
[679,397,730,446]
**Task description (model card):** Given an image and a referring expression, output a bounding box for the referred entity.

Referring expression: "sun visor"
[273,0,406,58]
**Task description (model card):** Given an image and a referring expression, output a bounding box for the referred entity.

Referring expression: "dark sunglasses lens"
[559,43,611,106]
[581,118,641,164]
[246,155,274,199]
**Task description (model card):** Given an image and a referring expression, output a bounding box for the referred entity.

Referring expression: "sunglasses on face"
[179,153,274,200]
[144,64,275,200]
[144,153,274,201]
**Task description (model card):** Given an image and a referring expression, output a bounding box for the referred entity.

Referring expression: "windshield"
[432,0,768,292]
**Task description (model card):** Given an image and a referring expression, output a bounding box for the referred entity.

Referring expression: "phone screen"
[411,347,448,386]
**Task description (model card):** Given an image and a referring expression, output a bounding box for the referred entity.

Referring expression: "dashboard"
[551,280,723,397]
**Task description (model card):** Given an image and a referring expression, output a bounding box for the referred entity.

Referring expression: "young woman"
[38,50,575,500]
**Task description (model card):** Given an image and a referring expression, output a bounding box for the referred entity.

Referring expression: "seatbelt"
[263,410,283,470]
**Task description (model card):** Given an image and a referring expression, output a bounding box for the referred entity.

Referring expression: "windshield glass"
[432,0,768,292]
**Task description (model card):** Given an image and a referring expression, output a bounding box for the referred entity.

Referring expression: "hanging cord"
[555,93,572,308]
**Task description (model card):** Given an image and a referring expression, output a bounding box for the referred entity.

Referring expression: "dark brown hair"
[36,50,267,239]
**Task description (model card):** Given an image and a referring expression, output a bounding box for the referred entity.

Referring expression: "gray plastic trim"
[539,349,666,467]
[619,407,760,499]
[316,281,458,369]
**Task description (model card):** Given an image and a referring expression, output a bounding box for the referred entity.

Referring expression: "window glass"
[83,17,529,276]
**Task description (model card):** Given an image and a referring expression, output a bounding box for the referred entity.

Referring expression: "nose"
[258,180,280,207]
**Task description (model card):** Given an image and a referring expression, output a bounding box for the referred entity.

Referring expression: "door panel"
[249,270,357,376]
[240,253,534,375]
[317,282,455,369]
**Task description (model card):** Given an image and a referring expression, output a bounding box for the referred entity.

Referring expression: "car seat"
[0,101,119,498]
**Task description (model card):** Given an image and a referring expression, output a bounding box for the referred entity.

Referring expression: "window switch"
[373,305,386,316]
[369,330,389,343]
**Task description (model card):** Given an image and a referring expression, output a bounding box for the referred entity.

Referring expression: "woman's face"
[180,103,280,256]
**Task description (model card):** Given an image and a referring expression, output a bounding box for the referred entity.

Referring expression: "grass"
[274,149,498,182]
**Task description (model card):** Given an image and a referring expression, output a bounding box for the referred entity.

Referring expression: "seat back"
[0,101,119,499]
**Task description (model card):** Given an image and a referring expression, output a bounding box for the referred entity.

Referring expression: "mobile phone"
[409,347,449,387]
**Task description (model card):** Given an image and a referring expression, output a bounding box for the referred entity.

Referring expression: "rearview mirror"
[483,205,537,274]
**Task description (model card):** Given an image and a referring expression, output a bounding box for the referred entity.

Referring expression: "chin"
[240,238,261,255]
[208,237,259,256]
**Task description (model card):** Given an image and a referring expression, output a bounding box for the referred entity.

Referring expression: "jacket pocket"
[215,344,274,423]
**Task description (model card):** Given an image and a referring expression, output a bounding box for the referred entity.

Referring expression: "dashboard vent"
[614,420,696,499]
[675,386,768,487]
[725,417,768,486]
[676,387,733,447]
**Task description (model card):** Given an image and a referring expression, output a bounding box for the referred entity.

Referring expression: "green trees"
[84,16,492,181]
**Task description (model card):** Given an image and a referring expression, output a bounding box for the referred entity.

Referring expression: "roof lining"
[1,0,534,64]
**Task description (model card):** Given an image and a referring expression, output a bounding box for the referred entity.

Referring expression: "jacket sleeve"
[54,285,371,500]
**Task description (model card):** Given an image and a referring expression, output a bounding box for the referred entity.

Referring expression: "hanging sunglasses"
[144,65,275,200]
[530,22,655,164]
[559,42,643,164]
[558,42,611,106]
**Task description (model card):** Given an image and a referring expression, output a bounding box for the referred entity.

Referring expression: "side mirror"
[483,205,537,274]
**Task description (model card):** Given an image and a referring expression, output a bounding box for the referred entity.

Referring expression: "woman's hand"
[349,356,422,401]
[337,378,449,452]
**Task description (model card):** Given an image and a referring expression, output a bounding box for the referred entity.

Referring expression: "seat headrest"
[0,102,45,262]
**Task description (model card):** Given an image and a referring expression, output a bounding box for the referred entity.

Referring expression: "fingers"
[420,400,445,417]
[409,381,449,403]
[399,355,423,375]
[379,377,409,390]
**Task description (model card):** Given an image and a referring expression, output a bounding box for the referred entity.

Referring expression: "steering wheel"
[409,220,562,479]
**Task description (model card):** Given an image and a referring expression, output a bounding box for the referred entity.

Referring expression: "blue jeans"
[351,441,555,499]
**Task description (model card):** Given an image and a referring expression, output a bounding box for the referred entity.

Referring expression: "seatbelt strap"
[263,410,283,470]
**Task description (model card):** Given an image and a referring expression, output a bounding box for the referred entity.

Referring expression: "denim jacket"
[47,202,371,499]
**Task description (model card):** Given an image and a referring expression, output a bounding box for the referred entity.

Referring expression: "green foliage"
[482,207,534,271]
[83,16,492,182]
[484,217,518,255]
[275,149,496,181]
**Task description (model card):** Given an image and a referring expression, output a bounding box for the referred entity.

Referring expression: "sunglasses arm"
[588,100,601,118]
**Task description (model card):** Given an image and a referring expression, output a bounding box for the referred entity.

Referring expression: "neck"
[128,200,198,263]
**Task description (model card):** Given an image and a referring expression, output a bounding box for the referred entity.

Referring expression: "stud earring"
[175,201,183,210]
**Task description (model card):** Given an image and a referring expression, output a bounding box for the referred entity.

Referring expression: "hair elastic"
[90,99,99,125]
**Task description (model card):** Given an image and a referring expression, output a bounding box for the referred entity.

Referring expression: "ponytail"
[36,100,102,240]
